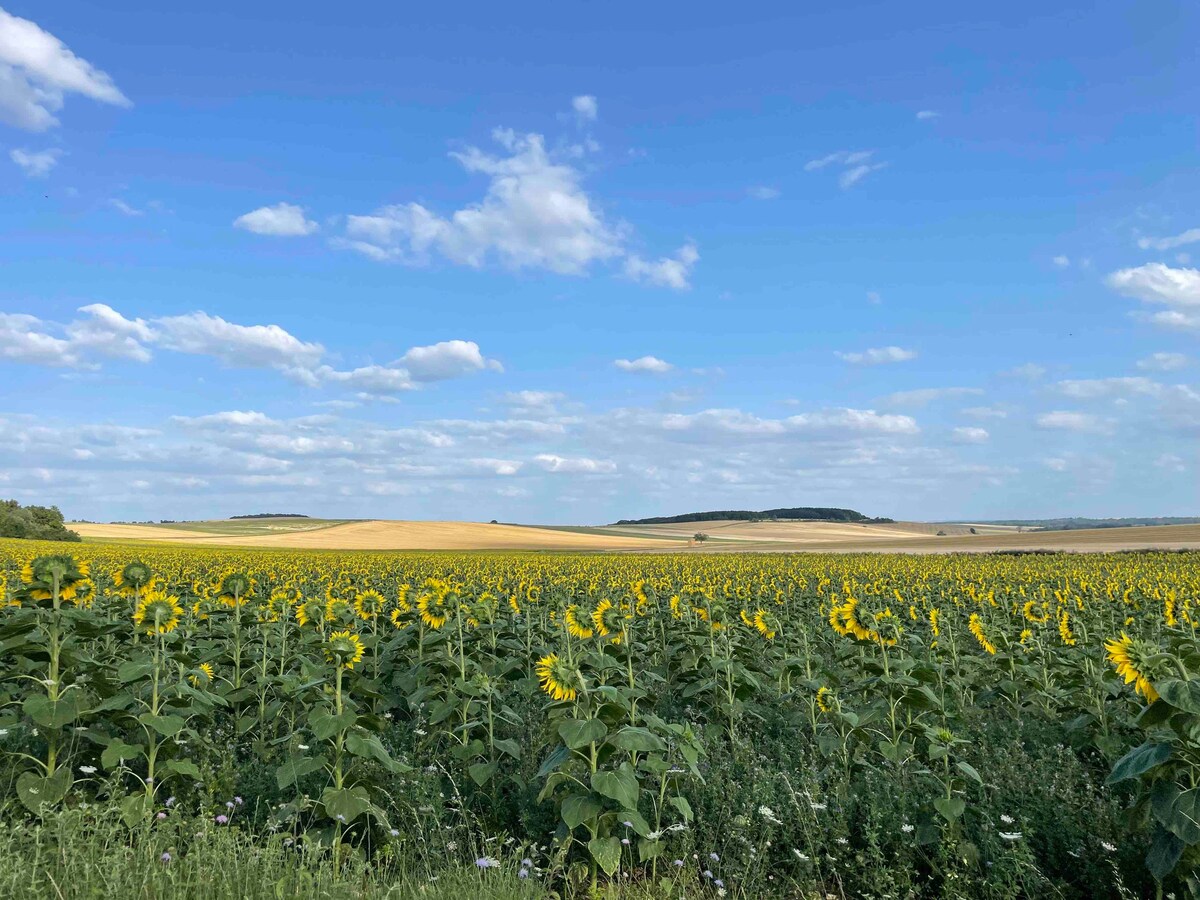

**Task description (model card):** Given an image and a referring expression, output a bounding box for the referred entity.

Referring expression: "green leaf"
[933,797,965,822]
[310,709,356,741]
[610,726,666,753]
[16,768,71,813]
[1146,826,1185,880]
[276,755,326,790]
[1157,680,1200,716]
[559,718,607,750]
[638,837,665,862]
[162,759,202,781]
[587,836,623,876]
[536,744,571,778]
[1108,742,1172,784]
[321,785,372,824]
[117,661,155,683]
[591,764,639,811]
[468,761,498,786]
[561,794,602,830]
[345,730,400,770]
[668,795,694,823]
[956,760,983,786]
[140,713,185,737]
[120,792,152,827]
[1159,786,1200,843]
[101,740,144,769]
[618,809,652,837]
[492,737,521,760]
[24,694,83,729]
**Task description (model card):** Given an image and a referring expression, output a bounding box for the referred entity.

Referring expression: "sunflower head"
[16,554,91,604]
[189,662,216,688]
[325,630,366,670]
[815,686,834,713]
[536,652,579,702]
[133,590,184,635]
[216,572,254,602]
[115,561,155,596]
[295,599,325,628]
[1105,632,1161,703]
[354,589,386,621]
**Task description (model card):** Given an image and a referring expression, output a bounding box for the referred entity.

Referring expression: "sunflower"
[753,608,777,640]
[816,686,834,713]
[1057,610,1077,646]
[536,653,578,702]
[17,554,91,604]
[564,604,594,639]
[591,599,626,643]
[189,662,216,687]
[295,598,325,628]
[326,630,366,670]
[968,613,997,655]
[215,572,254,607]
[114,561,155,597]
[133,590,184,635]
[416,590,449,629]
[389,606,413,629]
[354,589,386,621]
[1105,632,1160,702]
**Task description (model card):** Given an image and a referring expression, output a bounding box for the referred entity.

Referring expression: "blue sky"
[1,1,1197,524]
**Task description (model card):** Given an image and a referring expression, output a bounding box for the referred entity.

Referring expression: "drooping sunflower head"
[1104,632,1161,703]
[114,561,155,596]
[564,604,594,639]
[189,662,216,688]
[753,608,777,640]
[133,590,184,635]
[354,589,386,621]
[591,599,626,638]
[535,652,579,702]
[216,572,254,602]
[325,630,366,670]
[17,554,91,604]
[815,686,834,713]
[295,598,325,628]
[416,589,449,629]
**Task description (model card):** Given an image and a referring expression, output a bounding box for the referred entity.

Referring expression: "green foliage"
[0,500,80,542]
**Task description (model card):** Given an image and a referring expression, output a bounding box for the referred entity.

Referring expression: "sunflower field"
[1,540,1198,898]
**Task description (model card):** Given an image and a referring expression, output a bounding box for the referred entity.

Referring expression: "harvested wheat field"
[70,519,1200,553]
[72,519,668,550]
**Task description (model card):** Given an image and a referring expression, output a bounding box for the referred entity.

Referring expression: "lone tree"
[693,532,709,542]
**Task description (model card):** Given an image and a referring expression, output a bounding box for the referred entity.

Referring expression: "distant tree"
[936,530,947,536]
[693,532,709,542]
[490,519,499,524]
[969,527,978,535]
[0,500,81,542]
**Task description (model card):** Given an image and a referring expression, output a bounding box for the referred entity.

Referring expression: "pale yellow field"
[72,520,667,551]
[69,519,1200,553]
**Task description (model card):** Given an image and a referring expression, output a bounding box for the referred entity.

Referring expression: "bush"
[0,501,80,542]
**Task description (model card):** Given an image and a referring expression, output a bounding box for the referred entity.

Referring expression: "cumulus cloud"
[623,243,699,290]
[571,94,597,124]
[1107,262,1200,307]
[1137,352,1188,372]
[1035,410,1114,434]
[234,202,318,237]
[835,346,917,365]
[339,130,624,274]
[951,426,989,444]
[0,7,130,131]
[1055,377,1163,400]
[10,147,61,177]
[614,355,673,374]
[534,453,616,474]
[655,407,918,438]
[0,303,498,395]
[1137,228,1200,252]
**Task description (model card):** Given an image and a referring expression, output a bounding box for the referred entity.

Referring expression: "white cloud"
[340,130,624,275]
[233,202,318,237]
[1154,453,1186,473]
[1106,263,1200,307]
[154,311,325,371]
[655,407,918,437]
[747,185,780,200]
[962,406,1008,419]
[400,340,501,381]
[1137,352,1188,372]
[623,243,699,290]
[174,411,277,428]
[1056,377,1163,400]
[1107,263,1200,332]
[1004,362,1046,380]
[804,150,887,189]
[503,390,565,414]
[1137,228,1200,252]
[1035,410,1114,434]
[1053,255,1070,267]
[66,303,154,362]
[866,290,882,305]
[916,110,940,120]
[882,387,982,408]
[534,453,616,474]
[108,198,144,217]
[835,346,917,365]
[10,147,61,177]
[571,94,597,124]
[0,7,130,131]
[614,355,673,374]
[316,364,414,394]
[952,426,989,444]
[0,312,80,367]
